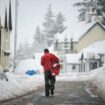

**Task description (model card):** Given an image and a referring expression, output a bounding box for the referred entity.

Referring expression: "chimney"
[91,15,103,23]
[85,7,97,23]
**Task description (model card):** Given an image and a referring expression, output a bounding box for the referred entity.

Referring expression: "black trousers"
[44,70,56,95]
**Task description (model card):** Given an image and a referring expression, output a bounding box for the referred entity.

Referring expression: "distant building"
[54,38,77,55]
[65,54,80,73]
[63,51,103,73]
[0,0,12,71]
[54,8,105,53]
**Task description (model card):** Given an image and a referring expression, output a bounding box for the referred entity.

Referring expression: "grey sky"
[0,0,80,54]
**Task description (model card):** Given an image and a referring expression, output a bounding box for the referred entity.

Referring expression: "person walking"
[41,48,60,97]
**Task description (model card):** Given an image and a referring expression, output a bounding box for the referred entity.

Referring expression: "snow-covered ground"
[0,73,44,101]
[0,58,105,101]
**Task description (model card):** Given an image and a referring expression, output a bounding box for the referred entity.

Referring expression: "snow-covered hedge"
[90,66,105,100]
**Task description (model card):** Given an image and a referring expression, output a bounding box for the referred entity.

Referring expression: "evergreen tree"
[55,12,66,33]
[33,26,43,44]
[23,41,32,58]
[32,26,48,52]
[42,4,56,46]
[74,0,105,24]
[16,41,32,60]
[74,0,94,21]
[16,43,24,60]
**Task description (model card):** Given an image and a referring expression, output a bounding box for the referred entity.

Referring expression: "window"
[72,65,76,70]
[64,38,68,48]
[64,42,68,48]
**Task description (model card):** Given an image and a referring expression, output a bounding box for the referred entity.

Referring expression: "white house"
[65,54,80,73]
[62,40,105,73]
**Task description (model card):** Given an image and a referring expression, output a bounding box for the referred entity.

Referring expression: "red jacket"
[41,52,59,71]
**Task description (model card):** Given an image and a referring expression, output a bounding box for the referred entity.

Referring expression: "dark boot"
[51,89,54,96]
[45,90,49,97]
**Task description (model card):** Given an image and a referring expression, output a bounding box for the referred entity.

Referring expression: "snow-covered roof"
[81,40,105,59]
[82,40,105,54]
[55,21,105,42]
[79,22,105,41]
[66,53,81,64]
[65,40,105,63]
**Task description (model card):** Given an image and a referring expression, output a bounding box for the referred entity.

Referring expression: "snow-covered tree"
[55,12,66,33]
[16,42,32,60]
[42,5,67,46]
[74,0,94,21]
[33,26,43,44]
[42,4,56,46]
[23,41,32,58]
[16,43,25,60]
[74,0,105,24]
[32,26,48,52]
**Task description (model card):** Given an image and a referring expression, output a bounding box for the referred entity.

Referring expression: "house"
[65,54,80,73]
[62,40,105,73]
[55,8,105,53]
[0,0,12,71]
[77,22,105,52]
[54,8,105,72]
[54,34,78,55]
[54,21,105,54]
[63,51,102,73]
[81,40,105,69]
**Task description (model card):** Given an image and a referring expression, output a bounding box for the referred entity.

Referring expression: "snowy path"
[1,81,105,105]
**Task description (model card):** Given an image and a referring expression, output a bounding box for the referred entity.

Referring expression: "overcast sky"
[0,0,80,54]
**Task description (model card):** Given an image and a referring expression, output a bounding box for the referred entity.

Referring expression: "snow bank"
[14,59,43,75]
[0,72,44,101]
[90,66,105,100]
[0,57,44,101]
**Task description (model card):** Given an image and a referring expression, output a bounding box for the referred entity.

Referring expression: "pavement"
[0,81,105,105]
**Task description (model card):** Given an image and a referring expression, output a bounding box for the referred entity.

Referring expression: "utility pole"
[14,0,18,69]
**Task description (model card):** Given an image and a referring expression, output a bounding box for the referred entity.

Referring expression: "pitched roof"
[79,22,105,41]
[81,40,105,55]
[66,53,81,64]
[55,21,105,42]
